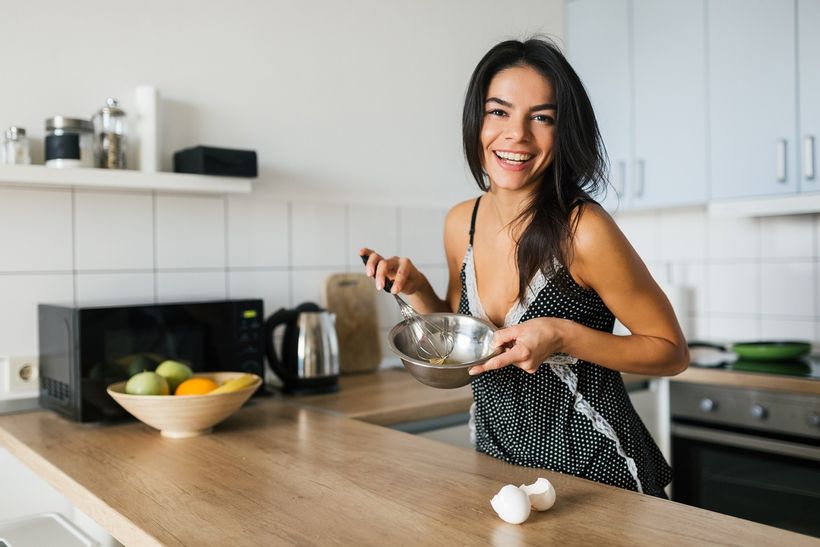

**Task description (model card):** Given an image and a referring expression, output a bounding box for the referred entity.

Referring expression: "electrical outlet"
[1,355,39,395]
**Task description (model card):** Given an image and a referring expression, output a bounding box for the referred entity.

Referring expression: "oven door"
[672,423,820,537]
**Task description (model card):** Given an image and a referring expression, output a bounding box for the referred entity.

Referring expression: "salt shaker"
[2,126,32,165]
[93,98,127,168]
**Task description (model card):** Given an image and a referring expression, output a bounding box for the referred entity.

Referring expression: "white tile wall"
[760,215,815,259]
[227,195,288,268]
[0,274,73,355]
[347,203,399,268]
[290,268,339,308]
[290,202,347,268]
[613,210,659,262]
[156,271,227,302]
[0,188,72,271]
[759,318,817,341]
[658,207,707,262]
[617,209,820,345]
[156,195,226,269]
[74,191,154,270]
[759,262,816,317]
[708,216,759,260]
[398,206,447,265]
[228,270,290,317]
[76,272,155,306]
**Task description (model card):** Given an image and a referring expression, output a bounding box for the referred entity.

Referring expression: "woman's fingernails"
[468,368,479,376]
[376,281,383,291]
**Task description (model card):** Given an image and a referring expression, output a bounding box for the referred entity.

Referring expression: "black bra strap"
[468,196,481,246]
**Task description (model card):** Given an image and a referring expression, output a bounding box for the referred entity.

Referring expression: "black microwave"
[38,299,265,422]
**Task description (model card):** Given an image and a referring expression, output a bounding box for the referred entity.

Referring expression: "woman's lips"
[493,151,533,172]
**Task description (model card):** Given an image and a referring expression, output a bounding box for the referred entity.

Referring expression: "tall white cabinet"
[566,0,632,212]
[708,0,797,199]
[566,0,708,211]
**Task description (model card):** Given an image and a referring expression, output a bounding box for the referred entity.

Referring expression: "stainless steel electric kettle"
[264,302,339,394]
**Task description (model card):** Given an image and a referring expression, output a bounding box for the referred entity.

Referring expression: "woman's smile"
[492,149,536,171]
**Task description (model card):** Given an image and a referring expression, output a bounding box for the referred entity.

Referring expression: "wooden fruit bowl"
[107,372,262,438]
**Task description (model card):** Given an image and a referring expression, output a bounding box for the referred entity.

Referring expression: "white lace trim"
[463,246,578,366]
[550,364,644,493]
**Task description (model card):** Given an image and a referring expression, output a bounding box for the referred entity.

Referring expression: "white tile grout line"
[223,193,230,298]
[70,187,77,307]
[152,190,158,303]
[287,201,293,308]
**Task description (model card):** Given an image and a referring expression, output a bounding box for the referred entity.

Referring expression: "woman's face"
[480,65,556,193]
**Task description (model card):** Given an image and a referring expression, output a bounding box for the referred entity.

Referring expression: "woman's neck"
[486,186,533,237]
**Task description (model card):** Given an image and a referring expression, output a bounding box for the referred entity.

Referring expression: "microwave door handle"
[672,424,820,462]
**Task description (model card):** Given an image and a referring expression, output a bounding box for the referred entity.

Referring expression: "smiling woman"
[360,37,688,499]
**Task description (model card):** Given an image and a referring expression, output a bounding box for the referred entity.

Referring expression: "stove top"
[691,355,820,380]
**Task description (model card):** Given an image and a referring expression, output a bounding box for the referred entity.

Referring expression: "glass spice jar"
[45,117,94,167]
[92,97,127,169]
[2,126,32,165]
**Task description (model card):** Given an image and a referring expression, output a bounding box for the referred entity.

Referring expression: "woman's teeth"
[494,151,533,164]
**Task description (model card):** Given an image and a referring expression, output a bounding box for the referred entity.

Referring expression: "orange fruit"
[175,377,219,396]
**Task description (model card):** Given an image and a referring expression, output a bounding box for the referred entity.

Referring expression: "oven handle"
[672,424,820,462]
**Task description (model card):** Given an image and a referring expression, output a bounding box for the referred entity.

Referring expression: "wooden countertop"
[1,397,813,546]
[669,365,820,396]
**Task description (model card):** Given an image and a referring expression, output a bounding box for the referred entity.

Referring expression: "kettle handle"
[265,307,295,382]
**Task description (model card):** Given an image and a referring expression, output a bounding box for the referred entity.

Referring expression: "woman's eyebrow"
[530,103,557,112]
[485,97,557,112]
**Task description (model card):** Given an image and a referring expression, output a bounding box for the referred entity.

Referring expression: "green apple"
[125,371,169,395]
[154,360,193,392]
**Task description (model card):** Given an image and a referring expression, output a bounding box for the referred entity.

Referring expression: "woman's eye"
[486,109,507,117]
[533,114,555,124]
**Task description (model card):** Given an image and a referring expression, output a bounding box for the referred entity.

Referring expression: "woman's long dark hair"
[462,37,608,300]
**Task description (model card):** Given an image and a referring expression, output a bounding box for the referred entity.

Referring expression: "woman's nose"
[504,116,530,141]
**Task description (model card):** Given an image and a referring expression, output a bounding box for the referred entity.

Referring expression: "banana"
[209,374,259,395]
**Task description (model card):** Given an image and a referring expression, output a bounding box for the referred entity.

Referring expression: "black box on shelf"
[173,146,258,178]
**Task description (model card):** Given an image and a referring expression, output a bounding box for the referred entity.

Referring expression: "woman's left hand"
[468,317,567,375]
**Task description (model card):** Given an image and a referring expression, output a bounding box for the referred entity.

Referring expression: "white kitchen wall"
[615,207,820,346]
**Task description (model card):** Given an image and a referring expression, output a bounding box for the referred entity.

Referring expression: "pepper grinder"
[92,98,127,168]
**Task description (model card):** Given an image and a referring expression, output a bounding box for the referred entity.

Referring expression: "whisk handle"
[360,254,394,293]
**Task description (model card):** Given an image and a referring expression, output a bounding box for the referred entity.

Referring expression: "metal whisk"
[361,255,455,364]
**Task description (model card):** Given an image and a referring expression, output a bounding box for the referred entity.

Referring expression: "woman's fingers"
[373,257,396,291]
[491,325,520,349]
[359,248,381,277]
[391,258,413,294]
[468,343,531,375]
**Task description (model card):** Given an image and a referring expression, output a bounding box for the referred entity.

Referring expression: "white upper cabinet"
[798,0,820,194]
[632,0,708,209]
[708,0,797,199]
[566,0,632,212]
[567,0,708,211]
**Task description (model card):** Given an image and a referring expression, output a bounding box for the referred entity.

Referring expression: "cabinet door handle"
[804,135,816,180]
[633,159,645,197]
[776,139,787,182]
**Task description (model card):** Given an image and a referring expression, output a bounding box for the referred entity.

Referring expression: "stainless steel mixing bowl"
[388,313,498,389]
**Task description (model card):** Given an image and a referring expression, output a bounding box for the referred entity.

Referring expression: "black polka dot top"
[459,196,672,497]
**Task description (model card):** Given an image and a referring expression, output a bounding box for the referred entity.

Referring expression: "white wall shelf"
[0,165,252,194]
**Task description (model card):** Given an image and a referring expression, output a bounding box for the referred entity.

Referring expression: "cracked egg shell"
[490,484,531,524]
[519,478,556,511]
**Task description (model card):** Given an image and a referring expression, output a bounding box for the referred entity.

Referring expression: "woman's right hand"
[359,248,425,296]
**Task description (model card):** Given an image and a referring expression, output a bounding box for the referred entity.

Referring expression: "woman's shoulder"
[444,197,480,236]
[570,200,619,250]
